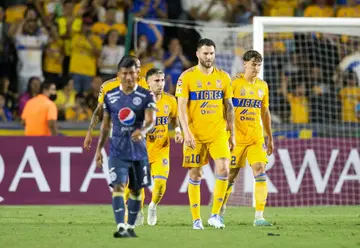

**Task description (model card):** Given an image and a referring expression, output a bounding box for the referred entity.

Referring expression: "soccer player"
[95,57,156,238]
[221,50,274,226]
[145,68,183,225]
[83,55,149,151]
[176,38,235,230]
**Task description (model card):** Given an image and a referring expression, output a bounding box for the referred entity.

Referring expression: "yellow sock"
[151,178,167,205]
[255,173,268,212]
[223,183,234,207]
[141,188,145,209]
[124,182,130,203]
[211,176,228,215]
[188,179,201,221]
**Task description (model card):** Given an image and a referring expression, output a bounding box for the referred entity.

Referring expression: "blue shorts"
[108,157,151,190]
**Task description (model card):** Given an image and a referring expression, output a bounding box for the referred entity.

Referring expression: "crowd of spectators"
[0,0,359,125]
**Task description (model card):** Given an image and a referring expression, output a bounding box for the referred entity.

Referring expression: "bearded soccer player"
[95,56,156,238]
[83,55,149,150]
[145,68,183,225]
[221,50,274,226]
[176,38,235,230]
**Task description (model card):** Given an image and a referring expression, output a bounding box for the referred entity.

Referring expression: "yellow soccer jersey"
[231,74,269,144]
[147,93,177,163]
[176,66,232,143]
[98,76,149,103]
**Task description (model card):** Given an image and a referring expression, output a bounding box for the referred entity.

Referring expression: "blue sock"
[127,194,141,226]
[112,192,125,225]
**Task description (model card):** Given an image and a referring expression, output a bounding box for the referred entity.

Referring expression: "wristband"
[175,127,181,133]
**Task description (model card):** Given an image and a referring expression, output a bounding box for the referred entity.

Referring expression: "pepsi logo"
[118,108,136,126]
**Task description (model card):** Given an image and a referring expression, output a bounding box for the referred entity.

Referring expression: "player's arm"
[224,72,235,150]
[261,85,274,155]
[95,111,111,168]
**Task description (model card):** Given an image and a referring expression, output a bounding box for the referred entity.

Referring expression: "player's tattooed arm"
[96,111,111,151]
[224,98,235,137]
[88,103,103,132]
[141,108,156,136]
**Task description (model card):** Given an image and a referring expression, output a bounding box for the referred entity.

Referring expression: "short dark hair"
[197,38,216,50]
[243,50,263,62]
[146,68,164,81]
[40,81,55,93]
[117,55,138,70]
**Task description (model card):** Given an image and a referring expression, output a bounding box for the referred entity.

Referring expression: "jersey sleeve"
[145,91,157,109]
[169,96,178,118]
[47,102,58,121]
[175,72,189,98]
[262,84,270,108]
[98,84,105,103]
[223,72,233,99]
[103,93,110,113]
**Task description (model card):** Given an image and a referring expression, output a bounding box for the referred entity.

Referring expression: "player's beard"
[199,58,214,69]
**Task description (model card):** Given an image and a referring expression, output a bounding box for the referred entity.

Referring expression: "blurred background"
[0,0,359,138]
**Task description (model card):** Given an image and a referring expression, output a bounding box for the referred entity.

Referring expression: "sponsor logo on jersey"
[164,104,169,114]
[162,158,168,165]
[258,89,264,98]
[200,101,218,108]
[233,98,262,108]
[197,80,202,88]
[240,116,255,121]
[189,90,223,100]
[133,96,142,106]
[216,80,222,88]
[177,79,182,87]
[240,109,256,115]
[118,107,136,126]
[155,116,169,126]
[201,109,216,115]
[207,81,211,86]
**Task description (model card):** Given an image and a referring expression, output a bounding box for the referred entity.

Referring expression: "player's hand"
[174,131,183,143]
[266,137,274,156]
[184,132,196,149]
[228,135,236,152]
[95,150,103,169]
[131,129,145,142]
[83,132,92,151]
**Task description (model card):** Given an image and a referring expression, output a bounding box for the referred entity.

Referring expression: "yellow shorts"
[150,156,170,180]
[230,139,268,169]
[182,136,231,168]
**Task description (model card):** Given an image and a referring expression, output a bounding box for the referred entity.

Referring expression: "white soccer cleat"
[147,205,157,226]
[208,214,225,229]
[135,209,144,226]
[193,219,204,230]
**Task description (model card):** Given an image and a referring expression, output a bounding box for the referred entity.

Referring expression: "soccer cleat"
[135,209,144,226]
[113,227,131,238]
[208,214,225,229]
[253,218,273,226]
[147,205,157,226]
[127,228,138,238]
[193,219,204,230]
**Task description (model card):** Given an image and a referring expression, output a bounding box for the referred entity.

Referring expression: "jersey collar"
[119,83,138,92]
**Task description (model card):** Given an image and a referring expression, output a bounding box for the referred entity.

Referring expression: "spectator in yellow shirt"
[65,93,92,122]
[55,77,77,120]
[339,72,360,123]
[281,74,309,124]
[304,0,334,17]
[336,0,360,17]
[69,18,102,93]
[91,7,127,40]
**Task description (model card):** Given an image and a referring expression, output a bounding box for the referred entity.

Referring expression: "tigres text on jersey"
[175,66,233,143]
[231,73,269,144]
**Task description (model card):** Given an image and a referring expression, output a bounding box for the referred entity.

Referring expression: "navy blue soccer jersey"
[103,84,156,160]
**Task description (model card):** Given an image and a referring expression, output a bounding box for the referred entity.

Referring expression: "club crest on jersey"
[258,89,264,98]
[240,87,246,96]
[118,107,136,126]
[216,80,222,88]
[197,80,202,88]
[207,81,211,86]
[164,105,169,114]
[133,96,142,106]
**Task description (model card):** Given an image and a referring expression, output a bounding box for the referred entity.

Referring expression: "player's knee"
[252,163,266,177]
[189,168,202,181]
[113,184,126,193]
[130,189,142,197]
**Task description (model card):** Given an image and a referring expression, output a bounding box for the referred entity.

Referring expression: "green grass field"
[1,205,359,248]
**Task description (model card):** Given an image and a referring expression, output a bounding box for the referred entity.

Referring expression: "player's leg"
[126,159,152,237]
[248,141,271,226]
[221,145,248,217]
[207,137,231,229]
[148,157,169,225]
[135,188,145,226]
[108,157,131,238]
[183,143,208,230]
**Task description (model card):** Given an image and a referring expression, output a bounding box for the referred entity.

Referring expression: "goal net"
[134,17,360,207]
